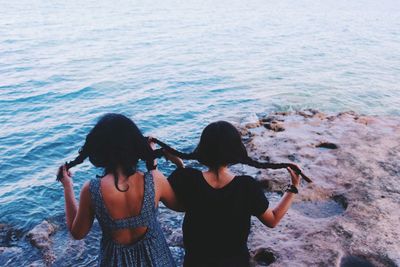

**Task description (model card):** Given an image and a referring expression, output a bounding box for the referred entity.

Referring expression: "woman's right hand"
[57,164,73,188]
[287,166,301,187]
[164,150,184,168]
[163,149,176,161]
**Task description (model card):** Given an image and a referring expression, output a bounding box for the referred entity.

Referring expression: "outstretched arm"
[258,167,300,228]
[59,165,95,239]
[148,138,185,211]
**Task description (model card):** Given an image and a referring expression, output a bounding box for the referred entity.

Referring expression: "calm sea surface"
[0,0,399,265]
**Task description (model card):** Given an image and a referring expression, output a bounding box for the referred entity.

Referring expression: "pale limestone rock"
[242,111,400,267]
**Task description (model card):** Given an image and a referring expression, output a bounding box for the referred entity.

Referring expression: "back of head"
[84,113,152,173]
[149,121,312,182]
[194,121,248,170]
[65,113,154,191]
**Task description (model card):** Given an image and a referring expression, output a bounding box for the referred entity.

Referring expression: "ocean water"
[0,0,399,265]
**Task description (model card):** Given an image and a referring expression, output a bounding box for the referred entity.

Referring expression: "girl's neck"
[113,166,137,181]
[210,166,229,175]
[203,166,235,189]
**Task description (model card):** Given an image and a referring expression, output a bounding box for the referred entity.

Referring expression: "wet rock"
[236,125,249,137]
[27,220,56,265]
[287,153,299,162]
[241,113,260,129]
[292,199,346,218]
[253,248,276,266]
[340,255,375,267]
[263,121,285,132]
[274,111,290,116]
[298,109,319,118]
[27,221,56,250]
[316,142,339,149]
[260,115,285,123]
[332,194,348,210]
[337,111,358,117]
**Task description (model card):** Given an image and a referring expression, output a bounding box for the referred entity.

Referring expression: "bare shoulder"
[79,181,94,209]
[151,169,167,182]
[81,181,91,194]
[151,170,169,197]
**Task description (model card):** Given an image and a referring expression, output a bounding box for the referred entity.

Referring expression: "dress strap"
[88,178,100,213]
[89,178,113,228]
[143,172,156,211]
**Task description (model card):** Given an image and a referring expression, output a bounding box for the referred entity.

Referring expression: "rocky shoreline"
[1,110,399,266]
[237,110,400,267]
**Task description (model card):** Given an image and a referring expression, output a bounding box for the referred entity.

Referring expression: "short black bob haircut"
[152,120,312,182]
[60,113,156,191]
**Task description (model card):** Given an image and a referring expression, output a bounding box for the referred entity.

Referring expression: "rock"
[252,248,276,266]
[235,124,250,137]
[298,109,318,118]
[287,153,299,162]
[241,113,260,129]
[340,255,375,267]
[316,142,339,149]
[243,110,400,266]
[263,121,285,132]
[260,115,285,123]
[27,221,56,250]
[27,220,56,265]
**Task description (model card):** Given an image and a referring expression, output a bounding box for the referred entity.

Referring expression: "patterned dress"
[89,172,176,267]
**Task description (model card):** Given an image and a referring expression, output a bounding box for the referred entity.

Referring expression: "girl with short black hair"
[152,121,310,267]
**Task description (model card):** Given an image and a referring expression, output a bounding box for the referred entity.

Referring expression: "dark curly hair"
[152,121,312,182]
[60,113,158,191]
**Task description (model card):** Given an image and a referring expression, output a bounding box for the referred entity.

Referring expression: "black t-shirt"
[168,167,269,266]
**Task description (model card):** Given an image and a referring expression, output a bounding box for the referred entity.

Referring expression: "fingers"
[61,164,72,178]
[301,173,313,183]
[147,136,157,150]
[62,164,69,176]
[287,166,301,185]
[286,167,297,177]
[147,136,156,143]
[288,163,301,174]
[56,166,64,181]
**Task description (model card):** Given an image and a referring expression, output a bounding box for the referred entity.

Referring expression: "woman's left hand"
[148,136,156,150]
[57,165,73,188]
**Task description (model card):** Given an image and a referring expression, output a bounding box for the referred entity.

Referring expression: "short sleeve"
[249,178,269,216]
[167,167,190,204]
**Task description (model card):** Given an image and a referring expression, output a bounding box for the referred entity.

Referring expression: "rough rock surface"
[27,220,56,265]
[237,110,400,267]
